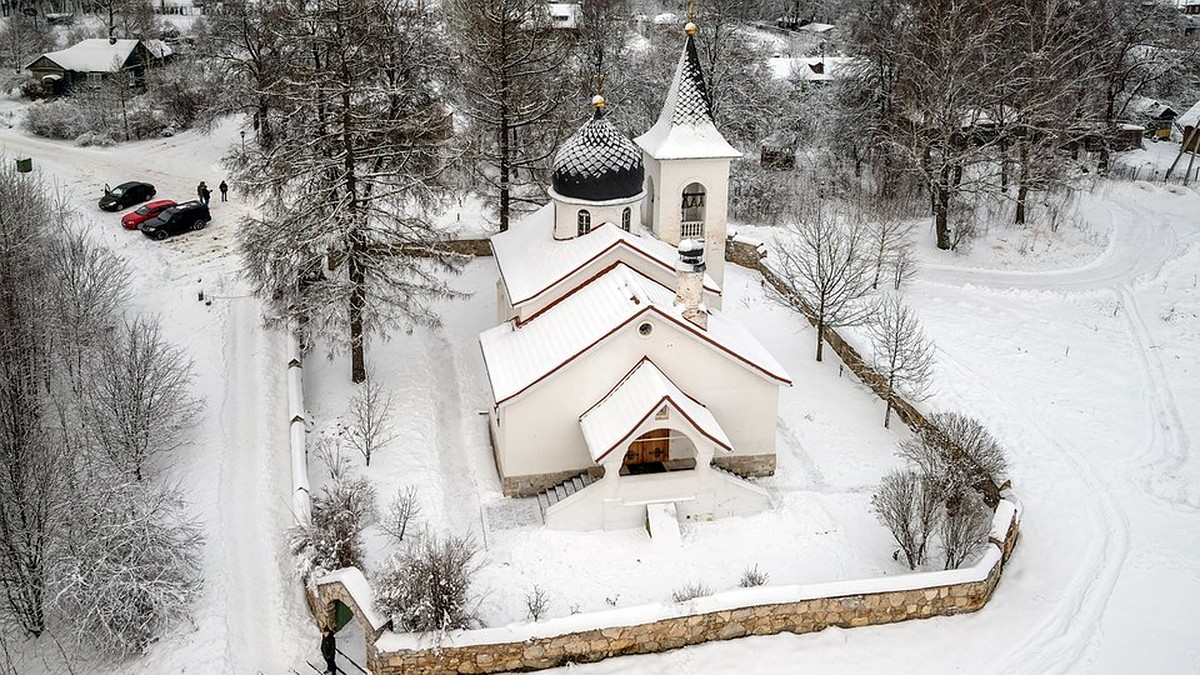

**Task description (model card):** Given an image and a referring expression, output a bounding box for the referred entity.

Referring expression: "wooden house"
[24,38,172,95]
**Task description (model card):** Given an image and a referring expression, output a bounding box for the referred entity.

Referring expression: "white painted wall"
[494,313,780,479]
[641,155,733,289]
[551,192,643,240]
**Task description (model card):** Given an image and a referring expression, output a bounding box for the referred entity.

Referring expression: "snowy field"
[1,103,1199,674]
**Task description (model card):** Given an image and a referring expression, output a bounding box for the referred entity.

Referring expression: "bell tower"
[634,19,740,293]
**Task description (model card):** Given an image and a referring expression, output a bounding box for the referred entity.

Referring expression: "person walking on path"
[321,626,338,674]
[219,180,228,201]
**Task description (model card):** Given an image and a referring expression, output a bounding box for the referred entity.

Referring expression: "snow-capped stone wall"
[359,504,1019,674]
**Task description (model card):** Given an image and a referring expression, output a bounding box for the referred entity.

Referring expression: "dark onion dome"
[551,96,645,202]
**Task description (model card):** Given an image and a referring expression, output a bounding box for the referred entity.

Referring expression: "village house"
[25,37,172,95]
[479,21,792,532]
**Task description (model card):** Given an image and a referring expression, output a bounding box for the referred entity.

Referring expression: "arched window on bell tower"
[621,207,631,231]
[680,182,706,239]
[577,209,592,236]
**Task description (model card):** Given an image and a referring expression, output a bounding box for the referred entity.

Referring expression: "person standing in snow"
[321,626,338,674]
[197,181,210,205]
[219,180,228,201]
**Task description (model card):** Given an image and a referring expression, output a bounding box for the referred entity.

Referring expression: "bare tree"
[0,168,70,637]
[867,293,935,428]
[939,489,992,570]
[235,0,465,383]
[49,479,203,659]
[347,378,396,467]
[82,318,198,481]
[773,204,875,361]
[524,584,550,621]
[374,530,480,632]
[862,201,917,290]
[897,412,1007,505]
[379,485,421,543]
[448,0,575,231]
[0,14,53,77]
[871,468,940,570]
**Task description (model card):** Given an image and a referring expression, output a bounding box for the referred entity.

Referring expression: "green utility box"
[15,157,32,173]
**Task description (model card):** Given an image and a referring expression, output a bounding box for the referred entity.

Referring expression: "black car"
[99,181,156,211]
[140,201,211,241]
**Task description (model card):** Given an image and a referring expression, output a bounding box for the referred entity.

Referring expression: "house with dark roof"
[480,21,790,532]
[25,37,172,94]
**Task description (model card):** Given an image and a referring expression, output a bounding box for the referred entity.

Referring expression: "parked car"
[99,181,156,211]
[140,201,211,241]
[121,199,177,229]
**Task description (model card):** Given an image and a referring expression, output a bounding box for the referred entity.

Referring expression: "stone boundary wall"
[345,505,1019,674]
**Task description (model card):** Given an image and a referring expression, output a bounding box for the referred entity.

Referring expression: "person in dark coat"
[320,626,337,674]
[219,180,228,201]
[197,181,206,201]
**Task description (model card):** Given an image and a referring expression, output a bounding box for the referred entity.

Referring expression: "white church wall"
[642,157,733,289]
[551,194,643,240]
[495,314,779,480]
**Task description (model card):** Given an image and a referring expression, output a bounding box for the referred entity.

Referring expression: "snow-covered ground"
[2,102,1199,673]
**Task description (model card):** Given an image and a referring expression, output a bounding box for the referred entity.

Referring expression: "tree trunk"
[934,165,951,250]
[815,316,825,362]
[1015,137,1029,225]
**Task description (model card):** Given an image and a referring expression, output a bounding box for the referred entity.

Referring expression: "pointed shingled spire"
[634,25,741,161]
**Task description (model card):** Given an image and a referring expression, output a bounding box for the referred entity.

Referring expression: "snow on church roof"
[579,358,732,462]
[491,204,720,308]
[552,106,645,201]
[479,264,790,405]
[634,31,741,160]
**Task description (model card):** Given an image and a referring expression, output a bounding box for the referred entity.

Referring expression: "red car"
[121,199,177,230]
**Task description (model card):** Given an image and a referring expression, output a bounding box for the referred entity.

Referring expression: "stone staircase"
[536,472,596,520]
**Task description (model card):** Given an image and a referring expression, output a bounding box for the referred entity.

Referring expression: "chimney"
[109,37,118,45]
[675,239,708,330]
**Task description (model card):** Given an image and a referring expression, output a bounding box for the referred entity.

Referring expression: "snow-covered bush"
[76,130,116,147]
[373,530,480,633]
[671,581,713,602]
[290,458,377,579]
[872,469,940,570]
[24,100,87,140]
[50,481,204,659]
[125,108,170,140]
[738,565,769,588]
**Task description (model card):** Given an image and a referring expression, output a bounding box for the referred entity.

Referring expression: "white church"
[479,22,792,531]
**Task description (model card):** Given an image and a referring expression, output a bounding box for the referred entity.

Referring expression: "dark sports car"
[140,201,211,241]
[99,181,156,211]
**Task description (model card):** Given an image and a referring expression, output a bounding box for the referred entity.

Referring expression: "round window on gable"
[637,321,653,337]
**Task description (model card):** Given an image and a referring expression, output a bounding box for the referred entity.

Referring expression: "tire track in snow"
[1114,287,1198,512]
[934,348,1129,674]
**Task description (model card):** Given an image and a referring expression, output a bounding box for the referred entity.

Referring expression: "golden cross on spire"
[593,72,605,97]
[688,0,697,23]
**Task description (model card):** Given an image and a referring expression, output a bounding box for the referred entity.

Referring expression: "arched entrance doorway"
[620,428,699,475]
